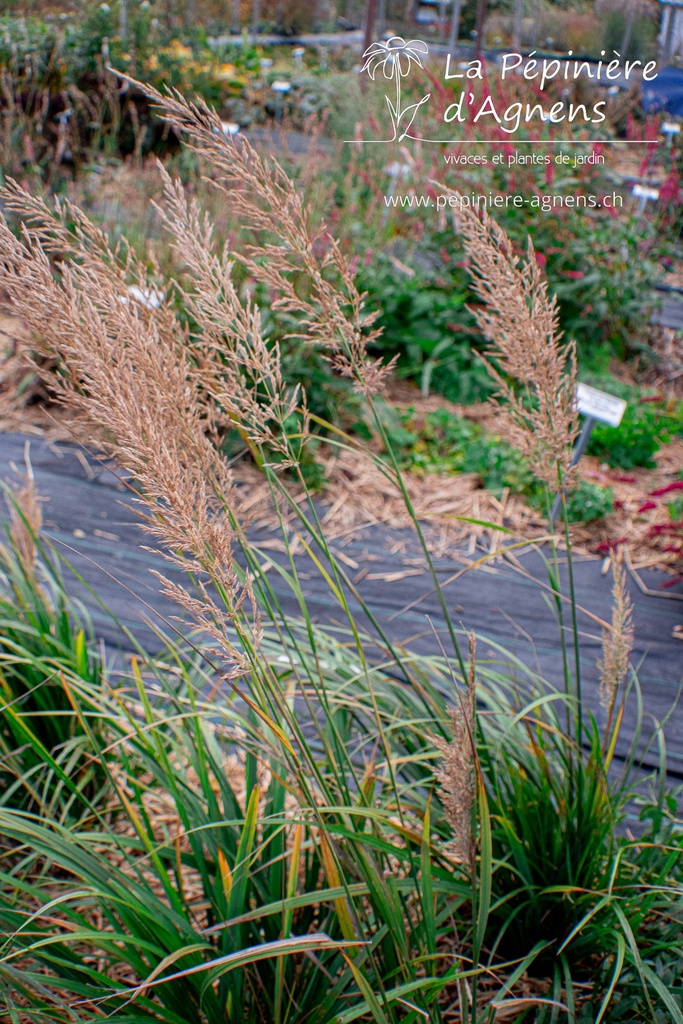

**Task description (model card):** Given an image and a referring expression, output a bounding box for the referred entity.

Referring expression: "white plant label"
[632,184,660,201]
[575,383,627,428]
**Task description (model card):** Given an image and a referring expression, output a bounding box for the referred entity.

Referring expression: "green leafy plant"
[0,483,105,815]
[564,478,614,522]
[588,397,683,470]
[357,249,492,404]
[385,407,612,522]
[668,495,683,522]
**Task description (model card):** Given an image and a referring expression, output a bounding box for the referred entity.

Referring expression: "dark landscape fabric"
[0,432,680,777]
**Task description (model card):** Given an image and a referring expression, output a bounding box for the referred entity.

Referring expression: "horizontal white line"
[345,138,656,144]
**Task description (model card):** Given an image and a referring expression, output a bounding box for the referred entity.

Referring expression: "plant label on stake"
[550,384,627,521]
[662,121,680,147]
[381,161,411,224]
[575,383,627,428]
[632,183,660,216]
[271,80,291,123]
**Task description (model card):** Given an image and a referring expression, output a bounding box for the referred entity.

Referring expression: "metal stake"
[550,415,595,522]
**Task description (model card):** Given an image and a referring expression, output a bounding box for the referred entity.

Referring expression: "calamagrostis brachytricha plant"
[435,633,477,868]
[0,102,464,1020]
[0,85,392,681]
[598,552,635,736]
[1,83,679,1024]
[441,189,579,493]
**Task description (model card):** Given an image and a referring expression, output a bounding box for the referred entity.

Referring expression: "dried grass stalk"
[441,190,579,491]
[132,79,392,396]
[598,554,634,727]
[436,633,477,866]
[4,452,43,573]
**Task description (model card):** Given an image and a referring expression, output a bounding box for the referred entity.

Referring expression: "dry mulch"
[1,314,681,578]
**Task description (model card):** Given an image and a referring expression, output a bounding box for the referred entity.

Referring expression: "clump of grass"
[0,467,105,816]
[0,83,680,1024]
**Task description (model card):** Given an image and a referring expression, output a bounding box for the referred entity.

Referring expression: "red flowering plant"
[646,482,683,577]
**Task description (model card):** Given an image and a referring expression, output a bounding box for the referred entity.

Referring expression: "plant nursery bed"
[0,312,681,579]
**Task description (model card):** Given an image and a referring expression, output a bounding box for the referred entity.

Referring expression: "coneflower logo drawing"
[361,37,431,141]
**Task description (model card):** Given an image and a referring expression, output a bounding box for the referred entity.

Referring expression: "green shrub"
[386,406,534,494]
[357,250,493,405]
[564,479,614,523]
[588,398,683,470]
[601,10,658,62]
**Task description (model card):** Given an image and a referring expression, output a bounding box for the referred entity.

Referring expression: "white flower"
[361,37,428,81]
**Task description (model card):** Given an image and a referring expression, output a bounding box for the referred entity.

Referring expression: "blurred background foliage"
[0,0,681,537]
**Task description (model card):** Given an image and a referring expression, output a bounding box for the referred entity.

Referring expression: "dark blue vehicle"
[642,65,683,115]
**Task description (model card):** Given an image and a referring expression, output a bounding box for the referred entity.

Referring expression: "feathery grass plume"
[442,190,579,491]
[435,633,477,867]
[123,78,392,396]
[0,82,396,674]
[0,183,258,677]
[153,167,305,463]
[598,553,634,729]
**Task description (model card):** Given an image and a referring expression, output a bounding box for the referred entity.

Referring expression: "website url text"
[383,192,622,211]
